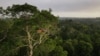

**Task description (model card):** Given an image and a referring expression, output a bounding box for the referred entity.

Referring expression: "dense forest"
[0,3,100,56]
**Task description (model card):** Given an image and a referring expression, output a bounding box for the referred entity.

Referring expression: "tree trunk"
[26,26,33,56]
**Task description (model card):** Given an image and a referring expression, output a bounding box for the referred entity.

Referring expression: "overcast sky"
[0,0,100,17]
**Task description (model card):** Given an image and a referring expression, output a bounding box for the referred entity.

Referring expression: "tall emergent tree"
[0,3,58,56]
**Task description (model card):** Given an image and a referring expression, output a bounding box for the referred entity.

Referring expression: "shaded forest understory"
[0,3,100,56]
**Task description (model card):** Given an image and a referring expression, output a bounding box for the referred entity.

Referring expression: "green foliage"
[49,46,68,56]
[34,39,56,56]
[59,19,100,56]
[76,40,93,56]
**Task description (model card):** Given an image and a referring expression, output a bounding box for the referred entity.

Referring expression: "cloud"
[0,0,100,17]
[27,0,100,12]
[0,0,100,11]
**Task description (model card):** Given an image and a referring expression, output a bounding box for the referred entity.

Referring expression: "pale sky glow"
[53,11,100,17]
[53,6,100,17]
[0,0,100,17]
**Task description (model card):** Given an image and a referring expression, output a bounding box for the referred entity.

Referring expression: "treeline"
[59,20,100,56]
[0,3,100,56]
